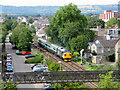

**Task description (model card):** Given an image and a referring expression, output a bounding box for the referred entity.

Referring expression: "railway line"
[33,39,98,88]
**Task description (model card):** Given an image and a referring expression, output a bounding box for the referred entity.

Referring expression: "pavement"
[5,34,44,89]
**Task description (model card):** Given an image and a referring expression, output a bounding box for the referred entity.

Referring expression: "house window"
[93,47,95,49]
[108,48,110,51]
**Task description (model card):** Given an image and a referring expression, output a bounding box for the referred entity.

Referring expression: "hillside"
[0,4,118,16]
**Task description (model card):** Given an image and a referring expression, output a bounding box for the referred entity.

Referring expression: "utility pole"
[80,49,84,65]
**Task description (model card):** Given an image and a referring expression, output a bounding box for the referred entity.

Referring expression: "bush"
[74,56,86,64]
[92,50,97,55]
[46,59,62,71]
[25,53,44,64]
[108,53,115,62]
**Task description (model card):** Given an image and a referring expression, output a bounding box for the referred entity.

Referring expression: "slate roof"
[98,40,117,48]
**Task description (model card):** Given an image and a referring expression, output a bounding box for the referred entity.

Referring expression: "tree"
[11,21,18,30]
[17,30,33,51]
[28,18,34,24]
[98,71,119,88]
[2,19,13,31]
[11,24,26,46]
[87,17,105,28]
[46,3,90,51]
[105,17,119,28]
[29,25,36,34]
[69,35,89,52]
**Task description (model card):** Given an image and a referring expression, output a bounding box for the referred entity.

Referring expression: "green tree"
[69,35,89,52]
[2,19,13,31]
[46,3,88,49]
[11,21,18,30]
[87,17,105,28]
[98,71,119,88]
[105,17,119,28]
[28,18,34,24]
[30,25,36,34]
[17,30,33,51]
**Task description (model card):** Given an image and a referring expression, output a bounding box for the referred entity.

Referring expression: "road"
[5,34,44,89]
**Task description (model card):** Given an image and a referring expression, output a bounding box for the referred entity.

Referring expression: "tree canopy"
[10,24,33,51]
[105,17,119,28]
[87,17,105,28]
[46,3,96,52]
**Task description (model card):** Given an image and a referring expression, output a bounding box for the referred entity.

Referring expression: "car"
[43,83,55,90]
[16,50,19,54]
[7,54,12,58]
[5,61,12,67]
[25,54,35,59]
[32,65,48,72]
[6,65,13,72]
[6,58,12,61]
[31,64,39,69]
[22,51,31,55]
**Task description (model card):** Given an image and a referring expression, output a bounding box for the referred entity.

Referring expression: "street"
[5,34,44,88]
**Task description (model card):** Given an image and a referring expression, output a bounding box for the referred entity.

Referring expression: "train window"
[64,54,66,56]
[69,54,71,56]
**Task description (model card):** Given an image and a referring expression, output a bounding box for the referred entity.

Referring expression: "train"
[38,38,71,61]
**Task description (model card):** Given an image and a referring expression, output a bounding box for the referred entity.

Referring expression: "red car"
[22,51,31,55]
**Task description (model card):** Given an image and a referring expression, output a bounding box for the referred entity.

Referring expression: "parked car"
[16,50,19,54]
[43,83,55,90]
[7,54,12,58]
[32,65,48,72]
[31,64,39,69]
[22,51,31,55]
[6,58,12,61]
[5,61,12,67]
[6,65,13,72]
[25,54,35,59]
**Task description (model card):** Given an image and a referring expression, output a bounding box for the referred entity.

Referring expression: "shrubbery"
[25,53,44,64]
[46,59,62,71]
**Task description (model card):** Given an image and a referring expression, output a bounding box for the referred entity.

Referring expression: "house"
[115,38,120,63]
[104,28,120,40]
[0,17,5,23]
[91,39,117,55]
[36,27,47,39]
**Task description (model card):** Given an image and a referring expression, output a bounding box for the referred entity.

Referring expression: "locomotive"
[38,38,71,61]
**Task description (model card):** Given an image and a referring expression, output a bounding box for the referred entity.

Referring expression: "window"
[64,54,66,56]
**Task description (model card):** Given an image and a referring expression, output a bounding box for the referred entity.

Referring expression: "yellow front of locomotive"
[63,52,71,62]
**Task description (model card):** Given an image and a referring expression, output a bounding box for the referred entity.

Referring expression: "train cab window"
[69,54,71,56]
[64,54,66,56]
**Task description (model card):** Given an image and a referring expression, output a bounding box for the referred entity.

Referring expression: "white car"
[32,65,48,72]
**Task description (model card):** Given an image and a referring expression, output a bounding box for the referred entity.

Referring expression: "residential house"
[115,38,120,63]
[36,27,47,39]
[91,39,117,55]
[0,17,5,23]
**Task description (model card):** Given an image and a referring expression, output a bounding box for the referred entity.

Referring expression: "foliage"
[2,30,8,43]
[11,21,18,30]
[4,78,19,90]
[46,59,62,71]
[2,19,13,31]
[46,3,96,52]
[87,62,117,71]
[74,56,86,64]
[28,18,34,24]
[51,82,89,89]
[25,53,44,64]
[105,17,119,28]
[0,80,3,90]
[98,71,119,88]
[73,52,79,57]
[11,24,33,51]
[108,53,115,62]
[29,25,36,34]
[92,50,97,55]
[69,35,89,52]
[17,30,33,51]
[87,17,105,28]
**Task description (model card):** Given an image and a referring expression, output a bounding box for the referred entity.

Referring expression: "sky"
[0,0,119,6]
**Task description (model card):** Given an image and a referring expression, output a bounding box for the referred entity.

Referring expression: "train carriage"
[38,38,71,61]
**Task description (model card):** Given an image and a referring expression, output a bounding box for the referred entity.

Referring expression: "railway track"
[33,39,98,88]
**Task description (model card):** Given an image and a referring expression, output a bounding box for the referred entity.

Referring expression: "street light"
[80,49,84,65]
[58,61,61,71]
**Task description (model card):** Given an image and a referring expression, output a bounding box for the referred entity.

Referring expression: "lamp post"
[58,61,61,71]
[80,49,84,65]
